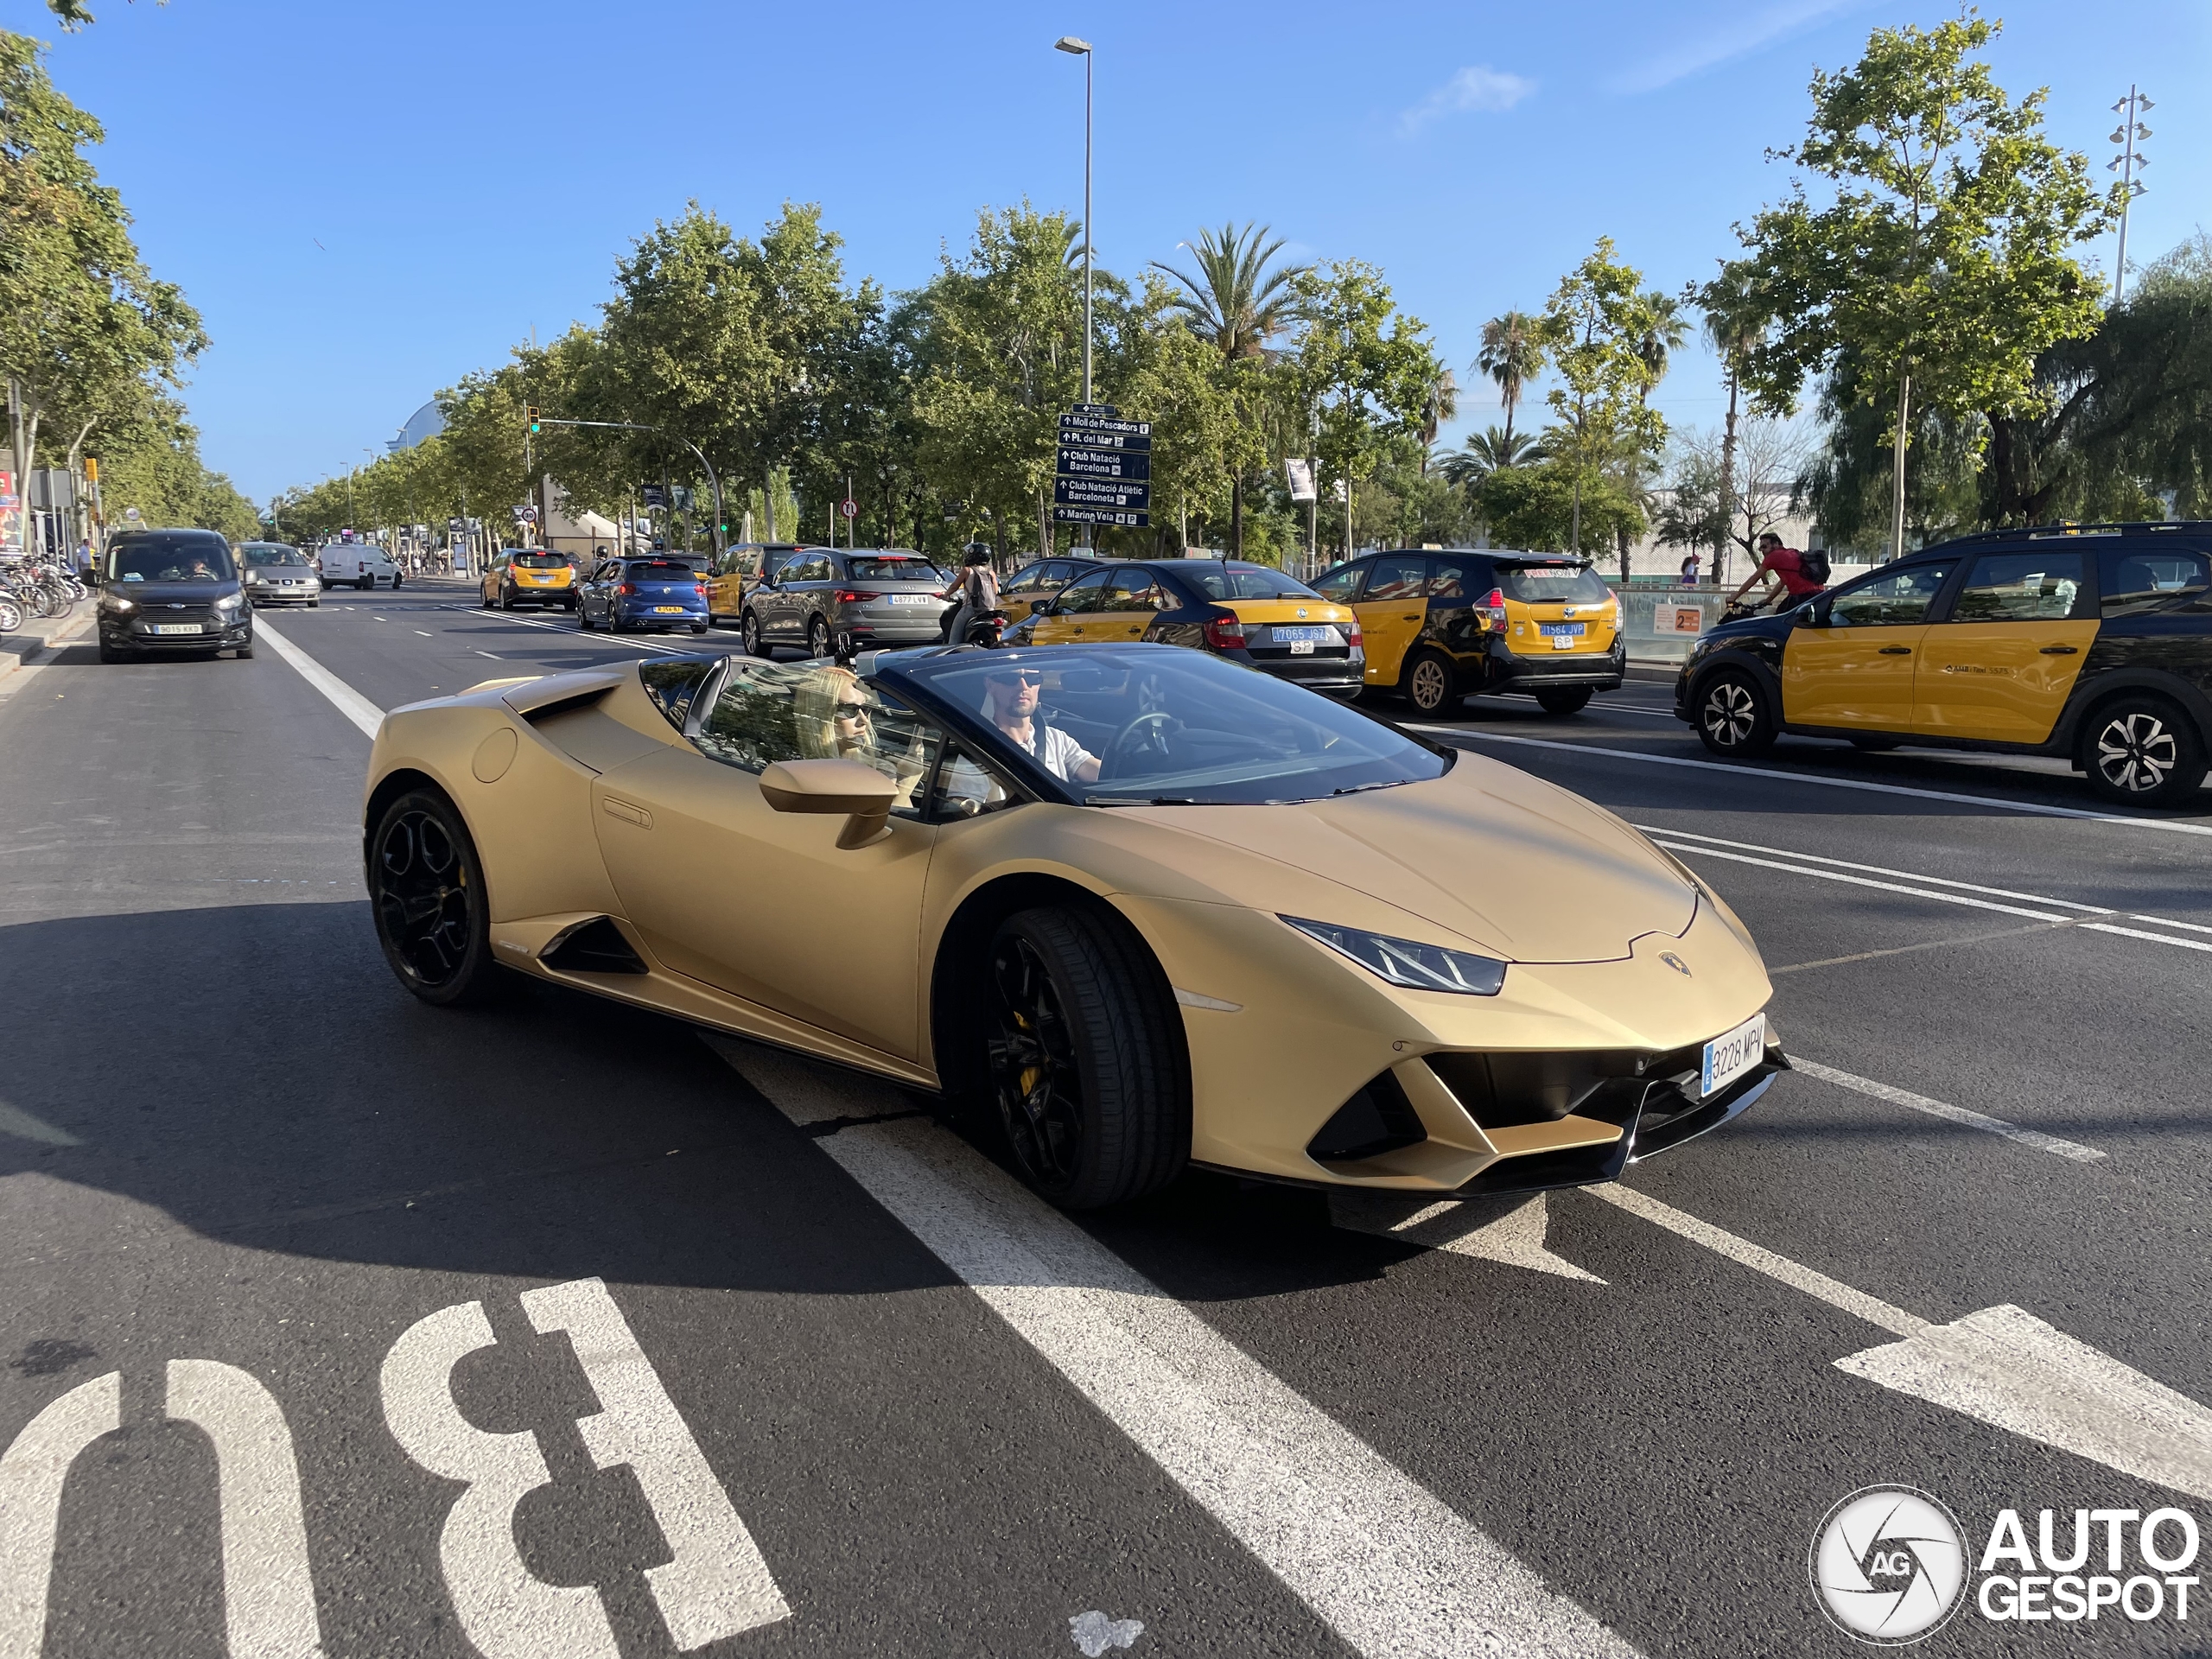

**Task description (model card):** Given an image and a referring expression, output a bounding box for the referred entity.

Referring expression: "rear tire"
[1535,687,1594,715]
[741,612,766,657]
[577,606,593,631]
[368,789,505,1006]
[359,575,373,592]
[981,906,1187,1210]
[2079,696,2208,808]
[1401,648,1457,716]
[808,616,830,659]
[1694,669,1777,757]
[691,622,709,634]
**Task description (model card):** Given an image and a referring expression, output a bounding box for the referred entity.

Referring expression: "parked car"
[1014,558,1363,696]
[95,528,254,662]
[480,549,577,611]
[578,556,710,633]
[705,543,817,623]
[1311,549,1625,716]
[318,539,401,592]
[238,542,321,607]
[741,549,950,657]
[1676,521,2212,807]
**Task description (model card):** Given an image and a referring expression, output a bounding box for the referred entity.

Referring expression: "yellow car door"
[1027,567,1113,644]
[1911,550,2097,743]
[1781,560,1957,731]
[1000,560,1064,625]
[708,545,755,619]
[1352,554,1431,686]
[1090,566,1164,640]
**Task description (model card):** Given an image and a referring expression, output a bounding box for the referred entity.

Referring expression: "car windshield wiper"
[1331,779,1403,797]
[1087,794,1199,806]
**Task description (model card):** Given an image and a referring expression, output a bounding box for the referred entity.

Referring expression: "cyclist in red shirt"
[1729,531,1826,612]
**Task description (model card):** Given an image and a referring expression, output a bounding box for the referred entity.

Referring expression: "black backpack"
[1799,548,1830,585]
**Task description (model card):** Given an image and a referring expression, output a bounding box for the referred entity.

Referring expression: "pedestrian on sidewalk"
[1679,550,1702,586]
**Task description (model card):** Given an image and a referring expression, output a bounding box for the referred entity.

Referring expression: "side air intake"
[540,917,648,976]
[1306,1069,1427,1162]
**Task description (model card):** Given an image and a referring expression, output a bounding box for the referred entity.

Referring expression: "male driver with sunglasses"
[982,665,1100,783]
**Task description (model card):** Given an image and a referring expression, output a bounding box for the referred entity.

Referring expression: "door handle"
[1402,613,1421,621]
[2038,644,2079,655]
[1878,645,1913,655]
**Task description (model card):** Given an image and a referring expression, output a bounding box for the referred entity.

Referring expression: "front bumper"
[101,617,251,652]
[247,586,319,605]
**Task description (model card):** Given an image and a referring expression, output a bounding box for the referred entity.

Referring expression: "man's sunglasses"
[988,671,1044,687]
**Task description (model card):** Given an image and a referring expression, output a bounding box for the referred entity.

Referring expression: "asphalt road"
[2,579,2206,1658]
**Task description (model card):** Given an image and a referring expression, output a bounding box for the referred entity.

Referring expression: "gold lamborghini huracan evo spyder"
[364,643,1783,1209]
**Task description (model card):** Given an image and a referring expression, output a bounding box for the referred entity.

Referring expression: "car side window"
[1003,564,1046,595]
[1053,569,1115,613]
[1102,569,1163,609]
[928,740,1022,822]
[1826,562,1956,627]
[1310,564,1363,601]
[2101,550,2211,616]
[693,659,811,772]
[1428,560,1471,599]
[1363,556,1429,601]
[1949,552,2086,622]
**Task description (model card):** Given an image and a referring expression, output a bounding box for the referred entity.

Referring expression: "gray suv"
[741,550,950,657]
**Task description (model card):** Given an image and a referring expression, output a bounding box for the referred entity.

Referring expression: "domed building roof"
[390,400,447,451]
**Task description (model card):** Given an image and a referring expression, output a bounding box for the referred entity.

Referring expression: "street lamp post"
[1056,35,1094,552]
[2108,86,2152,304]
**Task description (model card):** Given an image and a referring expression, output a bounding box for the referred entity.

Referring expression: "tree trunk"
[1616,522,1631,583]
[1889,372,1912,562]
[1038,490,1051,560]
[1715,373,1740,586]
[1230,473,1243,559]
[1501,392,1514,454]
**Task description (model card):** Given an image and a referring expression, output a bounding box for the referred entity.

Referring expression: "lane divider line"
[1649,842,2069,922]
[706,1034,1641,1659]
[254,617,383,739]
[1785,1055,2106,1163]
[2081,920,2212,955]
[1414,726,2212,838]
[439,605,703,657]
[1766,919,2073,977]
[1635,824,2114,912]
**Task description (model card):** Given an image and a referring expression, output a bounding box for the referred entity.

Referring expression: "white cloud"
[1398,66,1536,135]
[1611,0,1866,94]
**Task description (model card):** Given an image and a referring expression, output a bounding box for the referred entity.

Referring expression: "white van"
[317,540,401,591]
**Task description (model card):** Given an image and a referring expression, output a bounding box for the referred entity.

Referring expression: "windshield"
[513,552,570,569]
[1497,563,1611,603]
[887,646,1448,805]
[846,556,944,583]
[107,535,235,582]
[626,562,699,582]
[1173,564,1320,601]
[245,547,309,567]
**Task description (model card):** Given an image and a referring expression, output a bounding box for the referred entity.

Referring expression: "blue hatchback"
[578,556,709,633]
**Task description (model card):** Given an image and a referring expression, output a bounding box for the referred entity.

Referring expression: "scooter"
[963,608,1010,648]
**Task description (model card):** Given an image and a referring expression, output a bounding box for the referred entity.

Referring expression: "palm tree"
[1438,425,1545,490]
[1152,224,1310,556]
[1417,368,1458,474]
[1633,290,1690,397]
[1476,311,1546,451]
[1694,269,1766,585]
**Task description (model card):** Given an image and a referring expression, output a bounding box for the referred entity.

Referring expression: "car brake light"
[620,582,635,594]
[834,588,879,603]
[1347,626,1363,649]
[695,582,708,595]
[1203,613,1249,650]
[1479,587,1509,628]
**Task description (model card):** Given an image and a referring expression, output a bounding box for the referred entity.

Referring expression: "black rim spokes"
[377,811,472,985]
[985,937,1081,1187]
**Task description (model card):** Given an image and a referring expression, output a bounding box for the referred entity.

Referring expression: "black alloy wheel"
[2081,697,2208,808]
[1401,649,1457,717]
[982,906,1186,1211]
[1536,686,1593,715]
[369,790,504,1005]
[577,603,594,631]
[1695,670,1777,757]
[808,615,831,659]
[741,611,765,656]
[499,587,514,611]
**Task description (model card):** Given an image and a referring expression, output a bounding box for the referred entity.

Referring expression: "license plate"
[1289,639,1314,655]
[1539,622,1586,637]
[1274,626,1333,644]
[1700,1012,1766,1097]
[149,623,201,635]
[887,594,938,605]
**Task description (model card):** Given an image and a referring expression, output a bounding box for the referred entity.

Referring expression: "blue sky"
[10,0,2207,504]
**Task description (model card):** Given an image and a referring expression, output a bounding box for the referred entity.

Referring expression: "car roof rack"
[1928,520,2212,549]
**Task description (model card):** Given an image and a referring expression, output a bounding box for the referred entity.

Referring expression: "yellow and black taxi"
[1012,558,1362,694]
[705,543,817,623]
[1309,548,1625,716]
[996,554,1105,626]
[480,548,579,611]
[1675,522,2212,806]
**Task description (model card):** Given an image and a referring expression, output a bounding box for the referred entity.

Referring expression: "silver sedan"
[239,543,323,607]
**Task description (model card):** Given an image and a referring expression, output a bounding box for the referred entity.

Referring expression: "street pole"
[2110,86,2151,305]
[1056,36,1096,552]
[1889,372,1912,563]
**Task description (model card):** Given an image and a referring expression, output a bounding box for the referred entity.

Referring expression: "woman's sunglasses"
[834,702,871,721]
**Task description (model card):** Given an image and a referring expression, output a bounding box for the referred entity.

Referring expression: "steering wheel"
[1102,711,1182,780]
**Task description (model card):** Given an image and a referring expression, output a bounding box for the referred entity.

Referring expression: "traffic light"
[82,457,99,483]
[525,405,542,435]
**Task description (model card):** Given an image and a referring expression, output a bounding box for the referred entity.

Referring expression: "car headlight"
[215,594,245,615]
[1280,916,1507,996]
[99,592,137,613]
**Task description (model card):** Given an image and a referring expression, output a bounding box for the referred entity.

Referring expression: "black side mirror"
[1796,599,1828,627]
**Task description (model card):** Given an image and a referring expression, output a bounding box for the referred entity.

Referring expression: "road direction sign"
[1058,445,1150,481]
[1060,413,1151,442]
[1069,403,1120,416]
[839,499,858,519]
[1053,505,1149,528]
[1055,476,1150,511]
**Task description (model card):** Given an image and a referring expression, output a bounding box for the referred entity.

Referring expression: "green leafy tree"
[1539,237,1668,570]
[1721,12,2114,543]
[1473,459,1643,556]
[1293,261,1443,558]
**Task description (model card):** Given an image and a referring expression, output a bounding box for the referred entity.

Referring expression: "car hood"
[1127,752,1695,963]
[111,579,242,603]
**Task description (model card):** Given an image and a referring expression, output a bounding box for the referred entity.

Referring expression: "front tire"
[368,790,505,1006]
[1535,686,1593,715]
[1401,649,1457,717]
[1694,669,1777,757]
[2080,696,2209,808]
[982,906,1186,1211]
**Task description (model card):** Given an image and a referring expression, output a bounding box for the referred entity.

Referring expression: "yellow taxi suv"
[996,555,1104,626]
[705,543,816,624]
[1311,549,1625,716]
[1676,523,2212,807]
[1016,559,1361,695]
[480,549,578,611]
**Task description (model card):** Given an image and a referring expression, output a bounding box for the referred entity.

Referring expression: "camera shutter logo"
[1809,1485,1967,1644]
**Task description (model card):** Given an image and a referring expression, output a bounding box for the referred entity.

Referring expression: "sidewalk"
[0,606,95,685]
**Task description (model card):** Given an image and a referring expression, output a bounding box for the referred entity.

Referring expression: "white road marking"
[476,651,500,660]
[2081,920,2212,955]
[414,630,432,637]
[255,619,383,739]
[1836,1305,2212,1502]
[381,1300,620,1658]
[1329,1191,1605,1282]
[1651,841,2069,922]
[1786,1055,2106,1163]
[521,1278,789,1646]
[1637,825,2114,913]
[443,605,703,657]
[0,1102,79,1146]
[1414,726,2212,839]
[711,1037,1638,1659]
[165,1359,325,1658]
[0,1371,120,1659]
